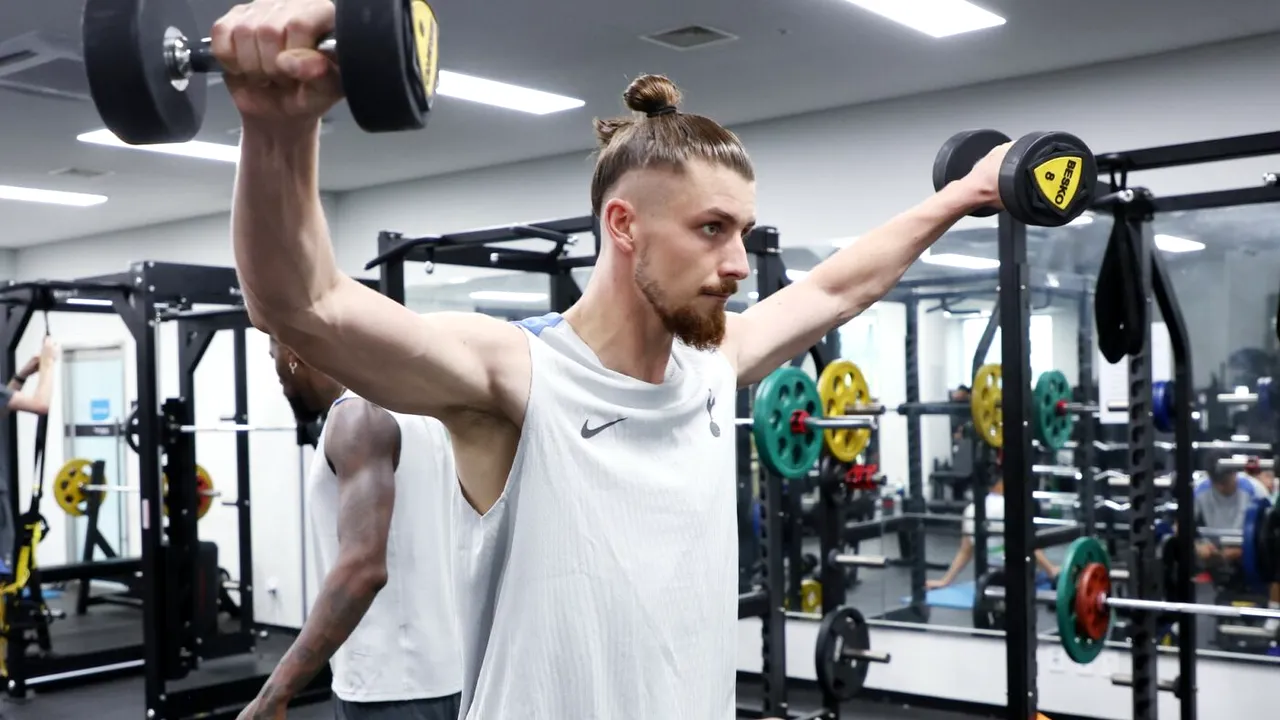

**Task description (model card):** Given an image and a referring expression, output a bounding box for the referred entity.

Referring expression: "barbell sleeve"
[1104,596,1280,621]
[828,551,889,569]
[81,484,219,496]
[1032,464,1080,478]
[1217,625,1275,639]
[1217,391,1258,404]
[180,36,337,78]
[805,416,877,430]
[1217,457,1274,470]
[842,647,891,663]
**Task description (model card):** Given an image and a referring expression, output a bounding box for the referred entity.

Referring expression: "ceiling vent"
[0,32,90,102]
[48,167,113,180]
[641,25,738,51]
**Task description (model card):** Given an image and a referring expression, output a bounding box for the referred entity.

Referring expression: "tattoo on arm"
[255,399,400,707]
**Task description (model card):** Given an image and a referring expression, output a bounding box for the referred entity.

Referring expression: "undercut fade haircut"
[590,74,755,216]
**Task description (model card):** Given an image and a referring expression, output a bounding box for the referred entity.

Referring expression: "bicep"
[5,392,45,415]
[284,277,530,422]
[726,281,845,387]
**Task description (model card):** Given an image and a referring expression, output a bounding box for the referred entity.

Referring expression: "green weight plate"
[1056,536,1112,664]
[752,367,823,480]
[1032,370,1075,451]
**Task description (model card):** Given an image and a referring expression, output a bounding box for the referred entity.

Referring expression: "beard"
[286,393,324,425]
[635,251,736,351]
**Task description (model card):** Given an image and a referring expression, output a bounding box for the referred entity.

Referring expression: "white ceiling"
[5,0,1280,248]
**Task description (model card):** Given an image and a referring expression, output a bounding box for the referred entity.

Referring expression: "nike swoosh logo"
[581,417,627,439]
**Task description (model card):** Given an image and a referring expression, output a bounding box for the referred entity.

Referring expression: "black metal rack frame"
[366,219,832,719]
[874,271,1097,622]
[0,263,327,718]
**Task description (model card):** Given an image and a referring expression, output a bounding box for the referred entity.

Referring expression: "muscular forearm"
[232,121,341,335]
[810,181,988,321]
[252,560,386,710]
[32,363,53,412]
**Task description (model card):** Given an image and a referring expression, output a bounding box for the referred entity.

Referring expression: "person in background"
[237,338,461,720]
[1193,452,1269,572]
[927,472,1060,590]
[0,336,58,570]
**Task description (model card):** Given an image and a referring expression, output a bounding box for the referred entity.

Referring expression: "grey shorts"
[334,694,461,720]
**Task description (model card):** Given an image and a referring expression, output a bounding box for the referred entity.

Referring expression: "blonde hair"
[590,74,754,215]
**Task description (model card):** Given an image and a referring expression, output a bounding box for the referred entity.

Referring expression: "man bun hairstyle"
[590,74,754,216]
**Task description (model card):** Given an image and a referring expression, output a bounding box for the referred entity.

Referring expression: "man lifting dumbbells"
[212,0,1094,714]
[237,339,461,720]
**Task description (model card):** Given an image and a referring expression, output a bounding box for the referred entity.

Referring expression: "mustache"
[702,279,739,296]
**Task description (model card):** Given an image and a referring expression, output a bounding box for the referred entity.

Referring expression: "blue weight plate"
[1242,497,1270,592]
[1151,380,1174,433]
[1258,377,1273,416]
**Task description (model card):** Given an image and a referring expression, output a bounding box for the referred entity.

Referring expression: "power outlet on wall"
[267,576,279,596]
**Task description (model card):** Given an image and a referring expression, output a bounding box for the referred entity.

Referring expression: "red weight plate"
[1073,563,1111,642]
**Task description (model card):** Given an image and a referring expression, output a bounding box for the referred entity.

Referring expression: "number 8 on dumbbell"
[81,0,441,145]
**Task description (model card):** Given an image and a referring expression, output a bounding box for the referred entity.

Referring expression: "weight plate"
[752,367,824,479]
[1242,497,1270,591]
[82,0,207,145]
[750,498,762,538]
[932,129,1011,218]
[162,464,215,520]
[815,605,871,701]
[54,458,95,517]
[1032,370,1075,451]
[800,578,823,614]
[971,364,1003,448]
[973,569,1006,630]
[1056,536,1111,664]
[1151,380,1175,433]
[1260,503,1280,583]
[817,360,873,463]
[998,131,1097,227]
[1073,563,1111,642]
[336,0,439,134]
[1258,377,1274,417]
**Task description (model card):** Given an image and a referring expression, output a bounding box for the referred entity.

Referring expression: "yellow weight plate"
[411,0,441,109]
[162,464,215,521]
[54,458,95,517]
[971,363,1003,448]
[800,578,823,614]
[817,360,872,462]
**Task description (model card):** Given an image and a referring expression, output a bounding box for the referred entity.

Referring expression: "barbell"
[53,458,218,520]
[81,0,440,145]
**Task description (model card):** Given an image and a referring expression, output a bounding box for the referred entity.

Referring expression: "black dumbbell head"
[82,0,207,145]
[933,129,1012,218]
[998,131,1097,227]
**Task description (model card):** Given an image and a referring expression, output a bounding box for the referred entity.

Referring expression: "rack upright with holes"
[366,220,829,718]
[0,263,327,718]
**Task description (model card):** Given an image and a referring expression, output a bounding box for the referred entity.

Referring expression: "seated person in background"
[238,338,462,720]
[928,472,1060,590]
[1193,452,1269,576]
[0,337,58,569]
[1241,456,1276,503]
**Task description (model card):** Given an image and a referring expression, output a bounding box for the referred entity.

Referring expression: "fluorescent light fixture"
[65,298,114,307]
[1154,234,1204,253]
[77,129,240,163]
[920,251,999,270]
[786,269,809,281]
[0,184,107,207]
[469,290,548,303]
[840,0,1006,38]
[438,70,584,115]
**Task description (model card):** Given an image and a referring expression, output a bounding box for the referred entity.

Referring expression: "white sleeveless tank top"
[307,391,463,702]
[453,313,740,719]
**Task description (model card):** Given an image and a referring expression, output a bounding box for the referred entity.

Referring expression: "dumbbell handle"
[171,34,338,79]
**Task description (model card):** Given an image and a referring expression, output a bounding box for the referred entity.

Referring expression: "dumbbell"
[81,0,441,145]
[932,129,1097,227]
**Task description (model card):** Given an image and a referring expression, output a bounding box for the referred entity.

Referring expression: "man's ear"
[602,198,638,255]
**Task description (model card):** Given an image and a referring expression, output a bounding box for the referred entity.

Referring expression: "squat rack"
[0,263,327,718]
[364,218,829,719]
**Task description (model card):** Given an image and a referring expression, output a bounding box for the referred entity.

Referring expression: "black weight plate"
[998,131,1097,227]
[1243,498,1269,591]
[1261,503,1280,583]
[336,0,439,133]
[82,0,206,145]
[815,605,871,701]
[973,569,1006,630]
[933,129,1011,218]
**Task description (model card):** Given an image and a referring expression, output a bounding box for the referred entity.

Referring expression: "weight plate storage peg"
[932,129,1012,218]
[815,605,874,701]
[1242,498,1271,591]
[999,131,1097,227]
[1056,536,1113,664]
[752,367,825,480]
[971,363,1003,448]
[1032,370,1075,451]
[817,360,873,462]
[54,458,94,517]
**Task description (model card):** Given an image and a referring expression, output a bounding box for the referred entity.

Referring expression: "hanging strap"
[1094,212,1147,364]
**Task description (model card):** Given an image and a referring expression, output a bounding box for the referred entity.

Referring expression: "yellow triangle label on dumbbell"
[1033,155,1084,212]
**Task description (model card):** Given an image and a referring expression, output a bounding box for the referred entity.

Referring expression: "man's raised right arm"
[217,0,528,423]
